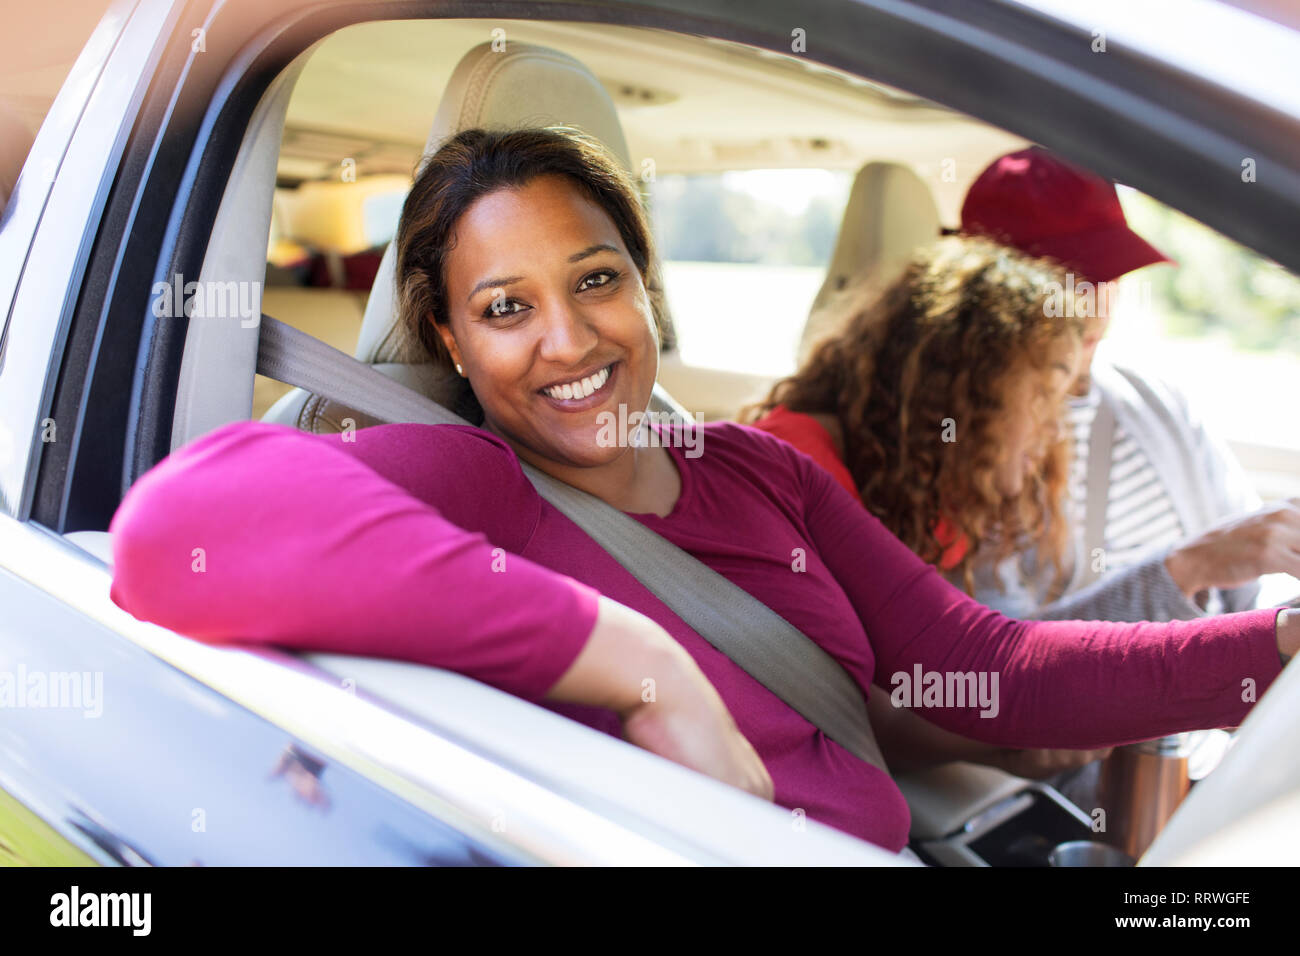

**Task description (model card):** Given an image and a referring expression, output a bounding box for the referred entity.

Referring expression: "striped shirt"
[1067,388,1185,571]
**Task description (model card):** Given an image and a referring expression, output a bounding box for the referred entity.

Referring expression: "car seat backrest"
[796,162,940,364]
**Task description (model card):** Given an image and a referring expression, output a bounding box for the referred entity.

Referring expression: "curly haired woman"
[745,236,1114,776]
[750,236,1082,594]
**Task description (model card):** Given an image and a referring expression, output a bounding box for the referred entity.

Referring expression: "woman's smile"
[538,360,620,412]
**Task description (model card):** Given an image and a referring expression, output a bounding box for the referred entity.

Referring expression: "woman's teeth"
[544,364,612,401]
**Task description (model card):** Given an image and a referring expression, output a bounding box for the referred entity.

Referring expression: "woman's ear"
[432,313,463,371]
[638,270,661,353]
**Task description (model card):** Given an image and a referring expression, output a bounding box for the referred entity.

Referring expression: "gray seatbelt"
[257,315,887,772]
[1078,398,1116,588]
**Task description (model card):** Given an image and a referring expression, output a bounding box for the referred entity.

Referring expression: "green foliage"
[0,787,98,866]
[649,175,1300,355]
[1118,189,1300,352]
[650,174,841,267]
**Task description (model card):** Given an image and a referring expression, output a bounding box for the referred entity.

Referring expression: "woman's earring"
[455,363,464,376]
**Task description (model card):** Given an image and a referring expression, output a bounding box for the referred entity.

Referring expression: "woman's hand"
[619,659,774,801]
[1277,607,1300,665]
[1165,499,1300,596]
[867,688,1111,778]
[546,596,773,801]
[987,746,1112,780]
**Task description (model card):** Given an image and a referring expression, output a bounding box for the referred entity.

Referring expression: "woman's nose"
[537,300,599,363]
[1042,414,1069,452]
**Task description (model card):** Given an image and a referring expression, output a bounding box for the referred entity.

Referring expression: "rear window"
[650,169,851,376]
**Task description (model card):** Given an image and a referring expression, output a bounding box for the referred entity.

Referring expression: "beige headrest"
[798,162,940,362]
[355,41,632,365]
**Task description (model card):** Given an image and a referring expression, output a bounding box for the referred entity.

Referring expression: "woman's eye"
[483,297,525,319]
[577,269,620,292]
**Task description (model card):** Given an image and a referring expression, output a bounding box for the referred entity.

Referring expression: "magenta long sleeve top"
[108,420,1284,851]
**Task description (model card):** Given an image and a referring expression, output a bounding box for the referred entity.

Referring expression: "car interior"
[29,12,1299,864]
[241,20,1026,432]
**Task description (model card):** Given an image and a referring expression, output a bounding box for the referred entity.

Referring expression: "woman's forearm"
[110,421,599,700]
[548,595,773,800]
[867,686,1001,772]
[545,595,697,714]
[1031,551,1208,623]
[869,686,1112,779]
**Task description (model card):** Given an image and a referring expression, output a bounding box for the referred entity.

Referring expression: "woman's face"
[991,336,1081,499]
[1070,294,1113,397]
[434,174,659,469]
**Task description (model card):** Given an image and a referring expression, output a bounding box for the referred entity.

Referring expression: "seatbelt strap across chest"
[256,314,888,772]
[1078,398,1117,589]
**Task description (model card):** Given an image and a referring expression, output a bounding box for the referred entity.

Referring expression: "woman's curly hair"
[743,235,1085,594]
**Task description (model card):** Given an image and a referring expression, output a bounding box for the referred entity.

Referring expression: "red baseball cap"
[960,146,1173,283]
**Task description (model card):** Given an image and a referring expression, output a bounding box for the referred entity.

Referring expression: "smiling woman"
[435,179,656,474]
[107,124,1300,854]
[393,127,680,516]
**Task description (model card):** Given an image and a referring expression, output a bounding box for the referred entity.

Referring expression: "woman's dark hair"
[393,126,668,420]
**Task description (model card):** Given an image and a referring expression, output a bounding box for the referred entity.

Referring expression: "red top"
[748,405,859,496]
[108,419,1282,851]
[752,405,969,570]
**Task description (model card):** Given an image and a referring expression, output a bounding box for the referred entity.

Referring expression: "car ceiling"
[282,18,1029,224]
[0,8,1029,226]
